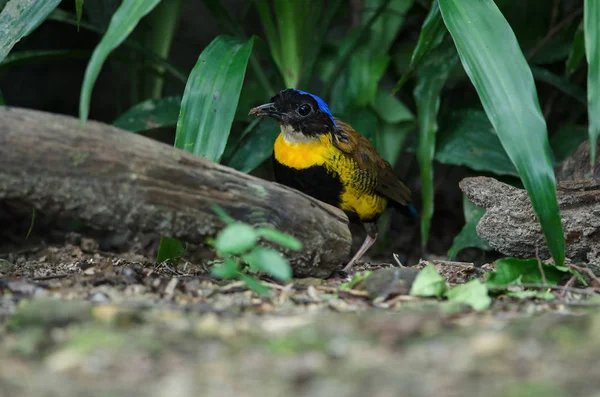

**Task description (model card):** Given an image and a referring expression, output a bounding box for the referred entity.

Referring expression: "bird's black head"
[249,89,336,138]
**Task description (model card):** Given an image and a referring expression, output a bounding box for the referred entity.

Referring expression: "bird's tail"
[392,202,418,219]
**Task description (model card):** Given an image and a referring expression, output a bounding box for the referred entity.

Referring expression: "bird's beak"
[249,103,279,118]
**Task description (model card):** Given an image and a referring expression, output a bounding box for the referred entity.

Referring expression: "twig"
[488,283,600,297]
[527,7,583,60]
[322,0,392,98]
[559,275,577,299]
[535,245,547,285]
[568,263,600,287]
[419,259,486,274]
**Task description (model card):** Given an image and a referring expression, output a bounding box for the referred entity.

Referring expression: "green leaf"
[76,0,84,31]
[445,279,491,311]
[346,51,390,108]
[505,290,555,301]
[485,258,567,288]
[413,40,459,248]
[0,88,4,105]
[371,88,414,124]
[255,227,303,251]
[0,0,61,63]
[79,0,162,126]
[363,0,413,55]
[447,194,491,260]
[376,121,415,166]
[242,246,292,281]
[210,204,235,225]
[409,264,447,298]
[566,22,585,77]
[439,0,565,267]
[550,124,588,164]
[210,258,239,279]
[435,109,517,176]
[214,223,258,255]
[113,96,181,132]
[339,271,373,289]
[237,272,270,295]
[226,119,278,173]
[585,0,600,165]
[393,0,446,93]
[156,236,185,264]
[175,36,253,161]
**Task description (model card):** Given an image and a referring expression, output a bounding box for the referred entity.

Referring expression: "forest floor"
[1,237,600,397]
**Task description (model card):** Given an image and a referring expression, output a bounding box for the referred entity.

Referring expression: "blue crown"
[294,89,336,127]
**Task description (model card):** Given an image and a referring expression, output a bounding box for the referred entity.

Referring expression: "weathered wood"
[459,176,600,263]
[0,107,352,277]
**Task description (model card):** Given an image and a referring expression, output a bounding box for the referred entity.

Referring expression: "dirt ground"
[1,236,600,397]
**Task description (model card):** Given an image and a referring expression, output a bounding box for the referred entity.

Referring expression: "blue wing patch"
[295,89,336,126]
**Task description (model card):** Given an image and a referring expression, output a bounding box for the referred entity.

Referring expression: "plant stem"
[322,0,392,99]
[143,0,185,99]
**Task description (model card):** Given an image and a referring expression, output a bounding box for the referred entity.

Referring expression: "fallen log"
[0,107,352,277]
[459,176,600,263]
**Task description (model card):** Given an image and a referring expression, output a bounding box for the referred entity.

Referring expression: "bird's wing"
[331,118,412,206]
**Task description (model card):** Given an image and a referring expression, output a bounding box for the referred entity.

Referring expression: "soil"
[1,234,600,397]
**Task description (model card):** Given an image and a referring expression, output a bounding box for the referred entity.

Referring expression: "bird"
[249,88,416,272]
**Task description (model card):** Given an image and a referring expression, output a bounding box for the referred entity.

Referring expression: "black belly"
[273,158,343,208]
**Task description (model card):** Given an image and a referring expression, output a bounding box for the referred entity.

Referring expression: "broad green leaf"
[348,52,390,108]
[371,88,414,124]
[214,222,258,255]
[445,280,491,311]
[156,236,185,264]
[255,227,303,251]
[485,258,566,288]
[0,88,4,105]
[0,0,61,63]
[175,36,253,161]
[409,264,447,298]
[585,0,600,165]
[76,0,84,31]
[237,273,270,295]
[210,258,239,279]
[393,0,446,92]
[243,246,292,281]
[435,109,517,176]
[79,0,162,126]
[113,96,181,132]
[226,119,278,173]
[566,22,585,77]
[550,124,588,164]
[439,0,565,267]
[414,41,458,247]
[447,194,491,260]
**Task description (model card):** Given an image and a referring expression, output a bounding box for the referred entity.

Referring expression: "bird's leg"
[342,222,378,272]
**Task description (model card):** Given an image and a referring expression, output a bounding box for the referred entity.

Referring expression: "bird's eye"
[297,104,312,116]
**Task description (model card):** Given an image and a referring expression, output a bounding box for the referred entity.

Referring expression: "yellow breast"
[273,132,387,221]
[273,133,332,169]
